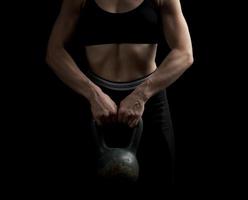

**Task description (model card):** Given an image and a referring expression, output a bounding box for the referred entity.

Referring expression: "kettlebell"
[91,118,143,182]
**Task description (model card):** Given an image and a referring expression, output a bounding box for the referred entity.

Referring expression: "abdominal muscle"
[84,43,158,82]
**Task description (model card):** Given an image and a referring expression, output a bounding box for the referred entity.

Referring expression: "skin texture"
[46,0,193,128]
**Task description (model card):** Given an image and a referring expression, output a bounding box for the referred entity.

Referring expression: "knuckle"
[119,107,124,112]
[134,112,140,117]
[111,109,117,115]
[131,111,136,117]
[102,110,110,117]
[96,112,103,118]
[129,123,135,128]
[113,104,118,110]
[105,112,110,117]
[127,110,133,116]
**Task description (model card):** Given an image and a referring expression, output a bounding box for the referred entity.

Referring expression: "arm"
[46,0,100,101]
[134,0,194,101]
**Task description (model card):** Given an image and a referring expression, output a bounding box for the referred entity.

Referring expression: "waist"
[84,68,157,91]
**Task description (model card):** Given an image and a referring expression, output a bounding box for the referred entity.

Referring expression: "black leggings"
[71,68,175,187]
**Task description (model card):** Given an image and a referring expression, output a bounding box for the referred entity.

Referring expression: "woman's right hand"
[89,88,118,126]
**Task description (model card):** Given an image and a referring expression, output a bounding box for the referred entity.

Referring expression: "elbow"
[187,53,194,67]
[182,50,194,69]
[46,47,54,67]
[45,45,63,67]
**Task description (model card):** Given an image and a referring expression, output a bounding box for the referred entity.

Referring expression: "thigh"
[137,89,175,185]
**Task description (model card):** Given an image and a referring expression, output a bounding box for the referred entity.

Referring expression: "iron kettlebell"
[91,118,143,182]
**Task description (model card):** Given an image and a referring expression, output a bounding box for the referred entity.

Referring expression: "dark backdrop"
[5,0,239,195]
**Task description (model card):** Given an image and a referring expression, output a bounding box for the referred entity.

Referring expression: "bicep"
[48,0,82,48]
[160,0,192,50]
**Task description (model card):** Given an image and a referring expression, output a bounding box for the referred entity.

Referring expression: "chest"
[77,0,161,46]
[93,0,145,13]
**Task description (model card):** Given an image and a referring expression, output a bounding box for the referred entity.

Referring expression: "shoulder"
[62,0,86,8]
[151,0,183,15]
[61,0,86,13]
[151,0,181,8]
[150,0,165,7]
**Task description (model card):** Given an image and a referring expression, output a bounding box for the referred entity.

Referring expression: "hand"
[89,88,118,126]
[118,92,146,128]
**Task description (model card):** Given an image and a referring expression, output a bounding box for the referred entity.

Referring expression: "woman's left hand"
[117,92,146,128]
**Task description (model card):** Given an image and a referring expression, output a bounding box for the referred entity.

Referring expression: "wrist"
[133,79,154,102]
[83,81,102,102]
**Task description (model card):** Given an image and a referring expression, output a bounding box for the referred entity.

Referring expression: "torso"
[81,0,159,82]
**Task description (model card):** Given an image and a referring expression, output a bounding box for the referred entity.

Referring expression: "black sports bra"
[76,0,161,46]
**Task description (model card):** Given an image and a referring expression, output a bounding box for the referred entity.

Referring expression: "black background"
[4,0,242,196]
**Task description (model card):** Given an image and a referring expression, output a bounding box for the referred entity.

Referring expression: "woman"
[46,0,193,185]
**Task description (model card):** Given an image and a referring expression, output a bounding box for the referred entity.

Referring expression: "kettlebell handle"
[128,118,143,154]
[91,118,143,155]
[91,119,108,154]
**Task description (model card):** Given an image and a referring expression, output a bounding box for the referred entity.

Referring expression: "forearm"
[46,48,100,101]
[134,49,193,101]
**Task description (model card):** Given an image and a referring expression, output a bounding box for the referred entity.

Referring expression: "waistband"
[85,68,157,91]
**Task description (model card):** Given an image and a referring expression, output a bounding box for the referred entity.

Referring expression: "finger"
[100,113,108,125]
[122,114,129,125]
[127,113,137,128]
[118,109,125,124]
[107,112,115,124]
[129,117,140,128]
[111,106,118,123]
[128,119,136,128]
[105,113,113,124]
[95,119,102,126]
[123,110,133,125]
[112,112,118,123]
[128,117,138,128]
[109,105,118,123]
